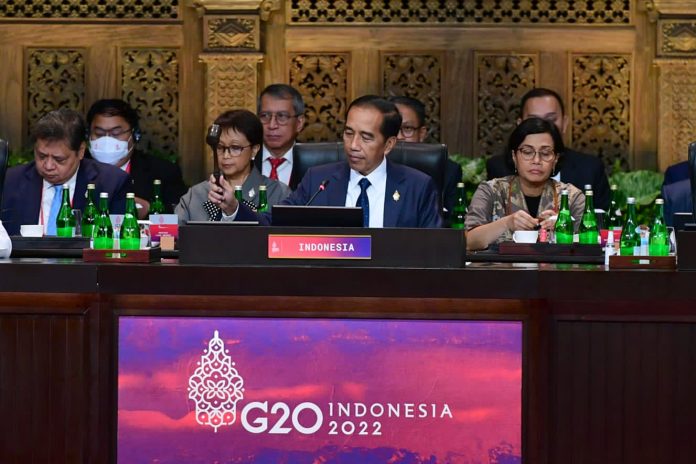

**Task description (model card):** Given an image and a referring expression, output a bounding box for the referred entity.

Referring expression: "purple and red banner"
[268,234,371,259]
[118,317,522,463]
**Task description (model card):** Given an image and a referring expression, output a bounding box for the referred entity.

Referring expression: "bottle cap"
[655,198,664,204]
[586,190,593,196]
[610,184,618,190]
[234,185,242,190]
[126,193,135,198]
[153,179,162,185]
[561,189,569,195]
[259,185,267,191]
[457,182,465,188]
[627,197,635,204]
[87,183,96,189]
[100,192,109,198]
[584,184,592,191]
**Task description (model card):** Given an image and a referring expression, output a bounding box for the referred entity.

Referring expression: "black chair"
[293,141,448,199]
[0,139,8,209]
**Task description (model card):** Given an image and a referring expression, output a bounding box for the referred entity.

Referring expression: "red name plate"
[268,234,371,259]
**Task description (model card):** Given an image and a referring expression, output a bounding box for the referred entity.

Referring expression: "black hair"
[32,108,86,152]
[506,117,565,171]
[519,88,565,118]
[257,84,305,116]
[387,95,426,127]
[347,95,402,139]
[214,109,264,148]
[86,99,140,139]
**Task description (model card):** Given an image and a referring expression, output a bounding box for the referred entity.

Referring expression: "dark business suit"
[662,178,692,227]
[254,147,301,190]
[663,161,689,186]
[239,159,443,228]
[486,149,610,211]
[0,158,130,235]
[128,150,187,212]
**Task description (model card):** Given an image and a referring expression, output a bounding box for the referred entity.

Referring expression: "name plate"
[268,234,371,259]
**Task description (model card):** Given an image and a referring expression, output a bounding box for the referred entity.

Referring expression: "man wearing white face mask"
[86,99,187,218]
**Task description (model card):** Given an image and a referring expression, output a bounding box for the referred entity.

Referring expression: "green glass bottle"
[234,185,243,203]
[258,185,269,213]
[56,184,74,237]
[649,198,669,256]
[149,179,165,214]
[94,192,114,250]
[120,193,141,250]
[554,189,574,244]
[606,184,622,230]
[451,182,467,230]
[579,190,599,244]
[619,197,640,256]
[81,183,98,238]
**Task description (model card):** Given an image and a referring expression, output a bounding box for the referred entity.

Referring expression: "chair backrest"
[0,139,8,209]
[293,141,448,197]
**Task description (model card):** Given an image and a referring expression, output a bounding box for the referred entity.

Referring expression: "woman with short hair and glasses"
[175,109,291,223]
[466,117,585,250]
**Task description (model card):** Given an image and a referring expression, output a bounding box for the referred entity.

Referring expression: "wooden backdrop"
[0,0,694,185]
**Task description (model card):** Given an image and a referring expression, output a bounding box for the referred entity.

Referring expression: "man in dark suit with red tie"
[210,96,442,228]
[486,88,610,211]
[0,109,130,235]
[253,84,306,190]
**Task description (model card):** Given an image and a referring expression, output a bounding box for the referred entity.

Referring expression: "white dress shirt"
[0,220,11,258]
[40,169,79,234]
[345,157,387,228]
[261,145,294,186]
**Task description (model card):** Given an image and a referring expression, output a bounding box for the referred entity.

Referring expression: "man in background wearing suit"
[254,84,306,190]
[1,108,130,235]
[86,99,187,217]
[487,88,610,210]
[210,95,442,228]
[388,95,463,223]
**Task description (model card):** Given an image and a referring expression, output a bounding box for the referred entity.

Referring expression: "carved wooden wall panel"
[381,53,442,141]
[26,48,86,136]
[204,15,260,51]
[200,54,262,123]
[0,0,178,19]
[289,53,349,142]
[120,48,180,157]
[475,53,537,158]
[571,54,631,169]
[658,20,696,57]
[289,0,632,25]
[655,60,696,170]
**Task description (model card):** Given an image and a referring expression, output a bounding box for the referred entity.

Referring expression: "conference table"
[1,250,695,463]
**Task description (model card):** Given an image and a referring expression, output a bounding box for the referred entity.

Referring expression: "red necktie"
[268,158,286,181]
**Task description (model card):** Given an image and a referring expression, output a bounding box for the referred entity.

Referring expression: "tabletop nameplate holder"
[178,225,466,268]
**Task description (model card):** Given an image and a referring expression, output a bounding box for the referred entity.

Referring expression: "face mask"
[90,136,130,165]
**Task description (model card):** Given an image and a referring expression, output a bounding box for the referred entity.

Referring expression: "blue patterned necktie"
[46,184,63,236]
[356,177,371,227]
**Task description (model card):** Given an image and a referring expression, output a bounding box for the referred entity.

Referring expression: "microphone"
[305,180,329,206]
[206,124,222,185]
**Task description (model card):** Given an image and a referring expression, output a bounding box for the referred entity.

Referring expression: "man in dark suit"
[1,109,130,235]
[486,88,610,210]
[210,95,442,228]
[387,96,463,223]
[662,178,692,227]
[254,84,305,190]
[87,99,187,217]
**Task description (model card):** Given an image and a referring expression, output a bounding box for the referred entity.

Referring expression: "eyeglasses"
[92,127,132,138]
[216,144,251,157]
[516,145,556,162]
[258,111,298,125]
[399,125,422,138]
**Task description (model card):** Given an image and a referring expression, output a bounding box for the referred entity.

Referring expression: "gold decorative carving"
[289,0,631,25]
[26,48,85,136]
[205,15,260,51]
[650,0,696,17]
[289,54,349,142]
[121,48,180,157]
[571,54,631,169]
[475,53,537,157]
[1,0,178,19]
[382,53,441,142]
[186,0,280,20]
[655,60,696,170]
[659,20,696,57]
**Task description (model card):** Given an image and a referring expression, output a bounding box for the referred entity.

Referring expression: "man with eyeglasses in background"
[486,88,609,210]
[388,96,463,223]
[86,99,187,218]
[254,84,306,190]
